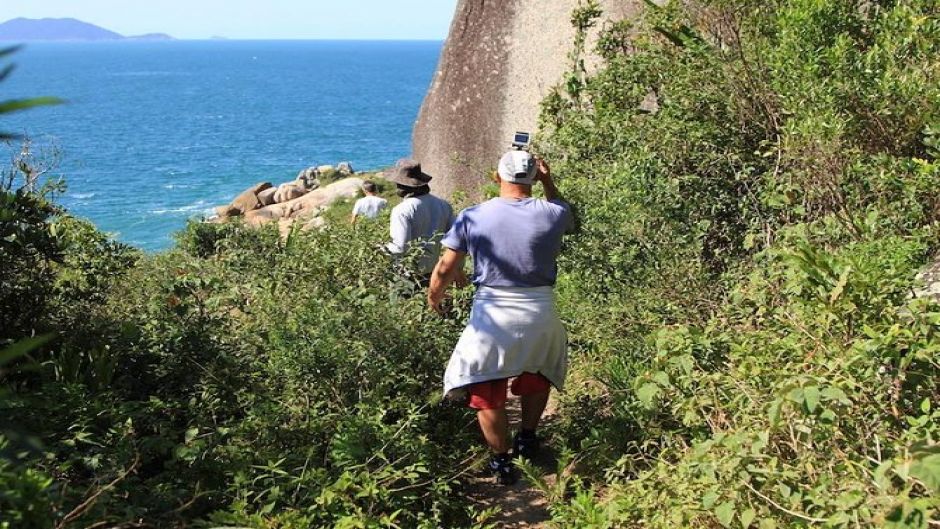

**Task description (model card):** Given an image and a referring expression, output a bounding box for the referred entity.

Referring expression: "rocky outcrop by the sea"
[212,162,362,234]
[412,0,642,197]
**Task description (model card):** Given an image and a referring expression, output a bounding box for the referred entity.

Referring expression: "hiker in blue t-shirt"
[428,150,574,485]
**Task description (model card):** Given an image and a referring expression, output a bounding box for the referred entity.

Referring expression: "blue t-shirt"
[441,197,574,287]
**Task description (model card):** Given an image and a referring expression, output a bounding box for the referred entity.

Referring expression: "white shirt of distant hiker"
[352,195,388,220]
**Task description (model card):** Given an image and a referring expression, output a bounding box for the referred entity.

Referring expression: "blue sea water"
[3,40,442,251]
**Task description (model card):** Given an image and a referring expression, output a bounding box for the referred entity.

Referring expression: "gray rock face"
[412,0,641,198]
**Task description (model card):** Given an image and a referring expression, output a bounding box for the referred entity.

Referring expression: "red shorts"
[468,372,552,410]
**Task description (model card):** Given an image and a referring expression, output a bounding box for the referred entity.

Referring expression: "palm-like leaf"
[0,96,64,115]
[0,46,65,138]
[0,45,23,59]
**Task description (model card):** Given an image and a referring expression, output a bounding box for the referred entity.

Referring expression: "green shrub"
[538,0,939,526]
[3,194,486,526]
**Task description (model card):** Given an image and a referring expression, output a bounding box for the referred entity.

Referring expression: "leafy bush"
[537,0,939,527]
[2,184,486,527]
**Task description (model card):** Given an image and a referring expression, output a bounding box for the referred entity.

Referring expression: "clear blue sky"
[0,1,459,40]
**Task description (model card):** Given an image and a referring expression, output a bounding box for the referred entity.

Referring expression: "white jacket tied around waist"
[443,286,568,398]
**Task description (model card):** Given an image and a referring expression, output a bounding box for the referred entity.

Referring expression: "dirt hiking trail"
[465,396,560,528]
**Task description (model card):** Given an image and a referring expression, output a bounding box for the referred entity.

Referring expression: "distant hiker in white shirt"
[384,159,454,285]
[350,181,388,223]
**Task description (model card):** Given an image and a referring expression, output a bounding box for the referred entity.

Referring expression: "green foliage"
[539,0,940,526]
[1,174,484,526]
[0,454,53,529]
[4,1,940,526]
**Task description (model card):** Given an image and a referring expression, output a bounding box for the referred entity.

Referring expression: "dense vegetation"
[1,161,498,526]
[1,0,938,527]
[536,0,939,527]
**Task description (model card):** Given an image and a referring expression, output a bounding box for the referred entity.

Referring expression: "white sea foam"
[108,71,187,77]
[151,200,209,216]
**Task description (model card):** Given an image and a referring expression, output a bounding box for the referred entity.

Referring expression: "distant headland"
[0,17,174,41]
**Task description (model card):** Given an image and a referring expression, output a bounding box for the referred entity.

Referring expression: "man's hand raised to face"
[535,157,551,184]
[534,157,562,202]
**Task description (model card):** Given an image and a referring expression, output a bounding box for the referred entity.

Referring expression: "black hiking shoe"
[488,455,518,485]
[513,431,540,460]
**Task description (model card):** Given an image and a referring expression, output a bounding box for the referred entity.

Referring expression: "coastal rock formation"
[216,205,239,218]
[274,183,305,204]
[295,167,321,189]
[337,162,355,176]
[212,165,368,234]
[257,187,277,207]
[230,182,273,214]
[412,0,642,197]
[243,177,365,231]
[214,159,358,223]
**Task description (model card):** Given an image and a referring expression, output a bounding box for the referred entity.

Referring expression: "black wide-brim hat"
[386,159,433,187]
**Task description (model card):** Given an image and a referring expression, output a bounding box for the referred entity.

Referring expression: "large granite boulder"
[412,0,642,198]
[243,177,365,230]
[257,187,277,206]
[215,205,240,218]
[293,177,319,191]
[274,183,306,204]
[296,167,320,189]
[230,182,273,214]
[244,207,282,227]
[296,166,317,179]
[283,177,363,220]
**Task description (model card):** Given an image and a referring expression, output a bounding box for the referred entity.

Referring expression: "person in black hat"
[384,159,455,285]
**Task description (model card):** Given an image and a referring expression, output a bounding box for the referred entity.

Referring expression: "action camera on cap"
[511,131,531,151]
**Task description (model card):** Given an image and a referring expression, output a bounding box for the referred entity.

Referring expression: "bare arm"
[535,158,562,202]
[536,157,578,233]
[428,248,467,314]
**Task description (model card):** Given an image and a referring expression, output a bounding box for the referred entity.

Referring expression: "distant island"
[0,18,174,41]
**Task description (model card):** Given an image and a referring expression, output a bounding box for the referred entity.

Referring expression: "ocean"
[3,40,442,251]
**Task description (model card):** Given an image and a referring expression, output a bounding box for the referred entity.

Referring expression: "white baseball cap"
[497,150,537,185]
